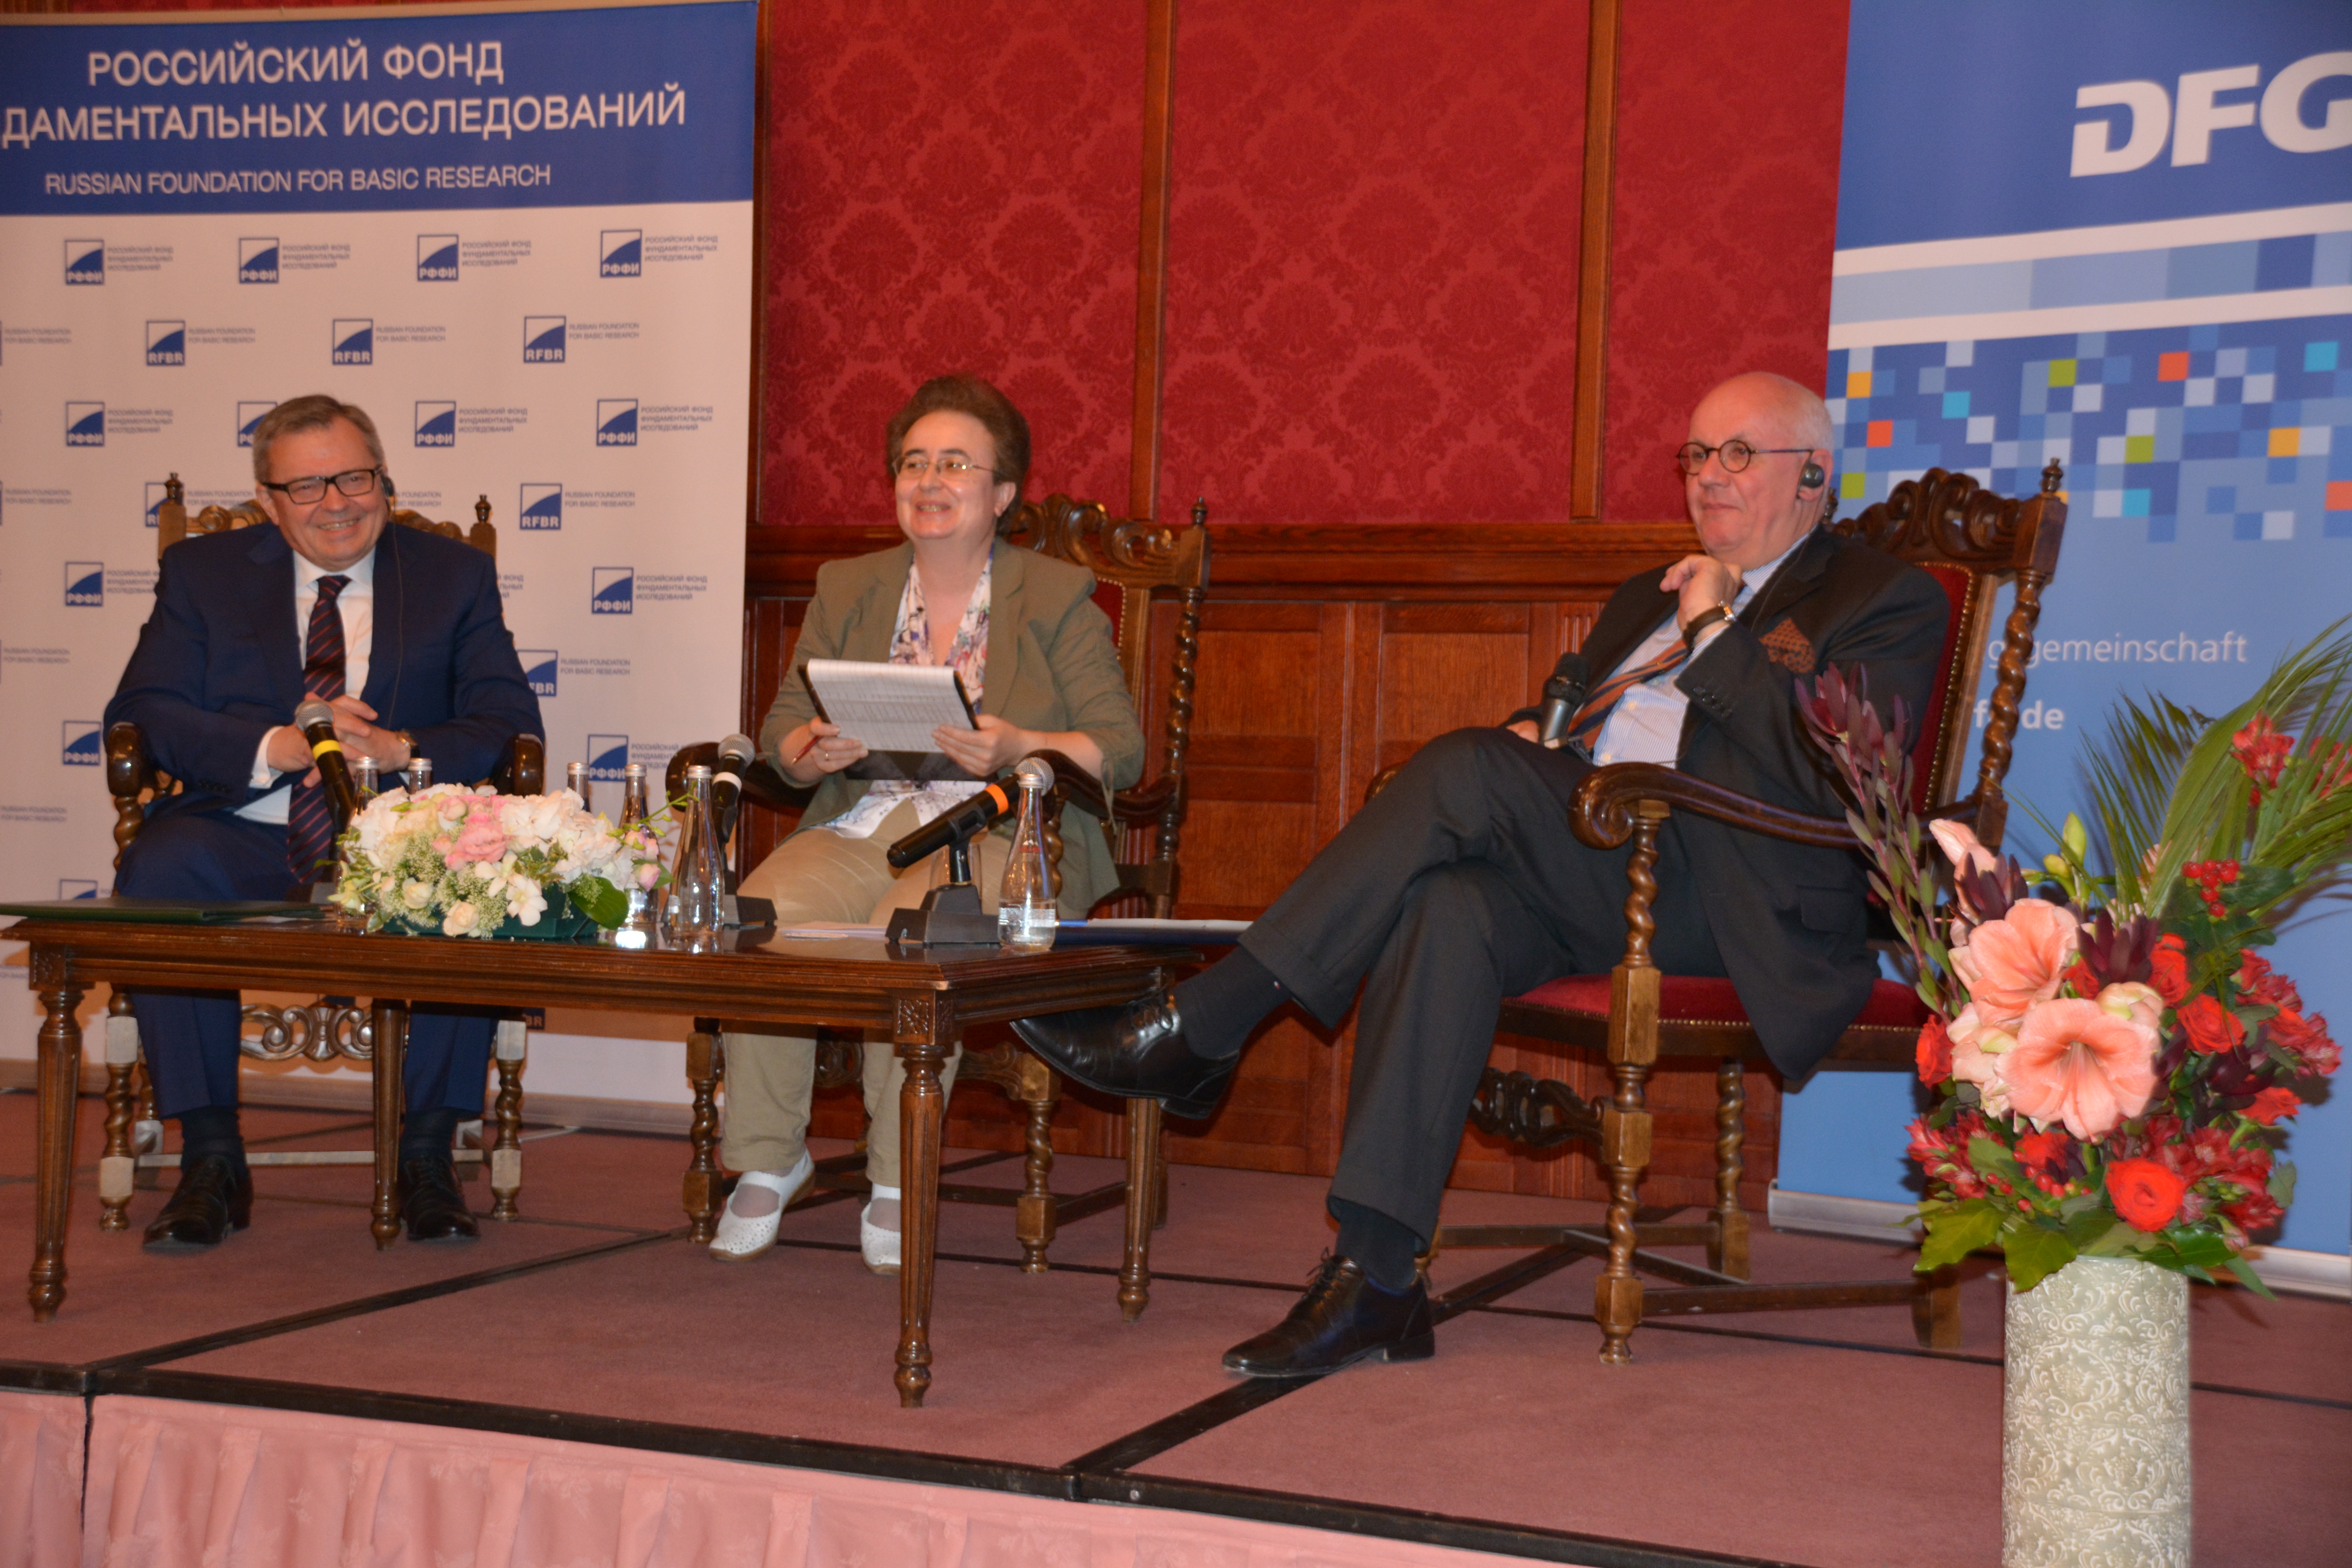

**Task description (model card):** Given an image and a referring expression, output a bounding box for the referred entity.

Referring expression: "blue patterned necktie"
[285,575,350,885]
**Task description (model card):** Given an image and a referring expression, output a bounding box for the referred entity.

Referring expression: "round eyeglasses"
[893,454,1001,484]
[1675,441,1813,476]
[262,466,383,505]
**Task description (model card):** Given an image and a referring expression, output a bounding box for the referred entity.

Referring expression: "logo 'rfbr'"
[586,734,629,783]
[519,483,563,531]
[591,568,633,615]
[237,237,279,284]
[145,481,172,529]
[64,563,103,607]
[523,316,566,363]
[65,403,105,446]
[600,230,643,277]
[64,239,103,285]
[416,401,457,448]
[417,234,458,281]
[520,649,557,699]
[236,402,273,448]
[63,721,103,766]
[596,399,637,446]
[332,319,374,366]
[145,320,186,366]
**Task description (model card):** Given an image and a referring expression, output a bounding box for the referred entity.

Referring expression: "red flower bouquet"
[1797,625,2349,1291]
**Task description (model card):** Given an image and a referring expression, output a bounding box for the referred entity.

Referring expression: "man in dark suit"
[1014,372,1949,1376]
[107,394,542,1250]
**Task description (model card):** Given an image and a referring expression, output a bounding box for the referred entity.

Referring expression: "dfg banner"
[0,0,754,1091]
[1785,1,2351,1262]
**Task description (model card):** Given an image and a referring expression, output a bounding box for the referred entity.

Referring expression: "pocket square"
[1760,620,1817,675]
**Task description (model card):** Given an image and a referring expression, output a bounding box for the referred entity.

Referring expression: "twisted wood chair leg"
[98,999,140,1232]
[1710,1058,1750,1279]
[1595,804,1666,1364]
[684,1026,724,1243]
[1120,1097,1162,1321]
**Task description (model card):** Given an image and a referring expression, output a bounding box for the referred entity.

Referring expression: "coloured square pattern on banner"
[1827,317,2352,544]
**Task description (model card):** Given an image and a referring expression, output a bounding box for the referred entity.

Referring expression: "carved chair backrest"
[154,473,498,559]
[1000,495,1212,913]
[1829,463,2067,852]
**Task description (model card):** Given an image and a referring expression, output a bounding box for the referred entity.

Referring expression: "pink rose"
[1950,898,2079,1025]
[1999,988,2160,1141]
[443,808,510,868]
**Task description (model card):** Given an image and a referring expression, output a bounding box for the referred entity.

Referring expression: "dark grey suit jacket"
[1573,526,1948,1076]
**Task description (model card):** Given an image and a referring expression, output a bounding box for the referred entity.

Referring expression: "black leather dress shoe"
[1011,992,1238,1120]
[1222,1254,1436,1377]
[143,1155,254,1250]
[399,1157,479,1242]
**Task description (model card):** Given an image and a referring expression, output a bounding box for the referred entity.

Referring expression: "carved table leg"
[894,992,953,1408]
[98,995,141,1232]
[683,1025,723,1242]
[1913,1264,1963,1350]
[371,1002,408,1250]
[1014,1053,1058,1273]
[1710,1058,1750,1280]
[30,967,87,1319]
[1120,1097,1162,1322]
[488,1019,527,1220]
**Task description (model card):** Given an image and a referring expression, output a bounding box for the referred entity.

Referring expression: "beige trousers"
[719,799,1009,1187]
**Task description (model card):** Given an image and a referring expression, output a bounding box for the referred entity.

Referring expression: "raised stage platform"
[0,1089,2343,1567]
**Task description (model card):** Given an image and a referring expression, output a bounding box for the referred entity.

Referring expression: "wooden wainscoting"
[739,520,1781,1212]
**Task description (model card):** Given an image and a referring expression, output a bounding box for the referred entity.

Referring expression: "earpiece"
[1799,461,1826,491]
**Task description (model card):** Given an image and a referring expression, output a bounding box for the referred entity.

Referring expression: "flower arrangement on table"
[1797,625,2347,1292]
[333,785,666,940]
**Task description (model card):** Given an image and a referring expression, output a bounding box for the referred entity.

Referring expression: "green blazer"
[757,541,1146,915]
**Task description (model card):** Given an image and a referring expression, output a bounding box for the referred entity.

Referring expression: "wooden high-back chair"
[670,496,1210,1318]
[98,477,542,1237]
[1430,465,2067,1361]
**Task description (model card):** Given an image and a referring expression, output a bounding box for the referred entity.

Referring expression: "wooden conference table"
[3,913,1188,1406]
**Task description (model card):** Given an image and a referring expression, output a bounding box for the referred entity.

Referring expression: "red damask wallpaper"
[758,1,1145,527]
[1154,0,1591,526]
[1601,0,1850,522]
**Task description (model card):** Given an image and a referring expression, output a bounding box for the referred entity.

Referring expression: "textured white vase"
[2002,1254,2191,1566]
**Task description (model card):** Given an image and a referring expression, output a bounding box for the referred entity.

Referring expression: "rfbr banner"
[0,0,754,1109]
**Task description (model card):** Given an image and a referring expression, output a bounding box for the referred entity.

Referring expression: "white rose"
[441,901,480,937]
[401,879,434,910]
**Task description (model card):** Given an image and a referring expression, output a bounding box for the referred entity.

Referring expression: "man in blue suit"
[107,395,543,1250]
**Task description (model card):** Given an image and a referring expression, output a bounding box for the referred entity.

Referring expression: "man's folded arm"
[412,563,543,781]
[1674,567,1950,818]
[103,559,285,804]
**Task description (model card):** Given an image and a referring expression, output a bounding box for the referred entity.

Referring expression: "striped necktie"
[285,574,351,885]
[1565,630,1691,755]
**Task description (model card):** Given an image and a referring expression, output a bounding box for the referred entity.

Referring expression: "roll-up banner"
[1786,1,2350,1257]
[0,0,755,1100]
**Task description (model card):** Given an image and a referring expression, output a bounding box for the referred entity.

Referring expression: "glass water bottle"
[566,760,593,814]
[405,755,433,792]
[353,755,379,801]
[611,762,659,950]
[664,765,725,954]
[997,757,1058,954]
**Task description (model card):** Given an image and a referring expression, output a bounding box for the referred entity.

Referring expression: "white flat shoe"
[862,1184,901,1275]
[709,1154,814,1262]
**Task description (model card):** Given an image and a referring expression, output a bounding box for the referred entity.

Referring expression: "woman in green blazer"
[713,376,1145,1270]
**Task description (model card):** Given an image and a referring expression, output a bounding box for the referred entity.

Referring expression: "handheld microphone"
[711,732,755,838]
[292,697,361,826]
[1534,652,1591,749]
[886,769,1028,870]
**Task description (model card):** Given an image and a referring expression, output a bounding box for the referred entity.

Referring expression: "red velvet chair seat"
[1508,973,1930,1031]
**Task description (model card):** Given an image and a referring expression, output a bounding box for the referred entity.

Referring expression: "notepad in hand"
[802,660,977,754]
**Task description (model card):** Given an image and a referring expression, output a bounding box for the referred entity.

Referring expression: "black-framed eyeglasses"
[1675,441,1812,476]
[892,454,1001,484]
[262,466,383,505]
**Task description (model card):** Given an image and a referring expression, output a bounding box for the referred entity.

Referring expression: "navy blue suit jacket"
[106,521,542,820]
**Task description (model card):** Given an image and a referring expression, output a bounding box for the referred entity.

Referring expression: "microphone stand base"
[886,882,998,948]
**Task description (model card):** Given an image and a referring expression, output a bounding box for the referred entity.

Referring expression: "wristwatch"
[1681,603,1734,647]
[394,730,419,768]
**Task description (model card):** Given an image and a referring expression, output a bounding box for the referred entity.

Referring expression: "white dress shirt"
[236,551,375,825]
[1590,535,1803,768]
